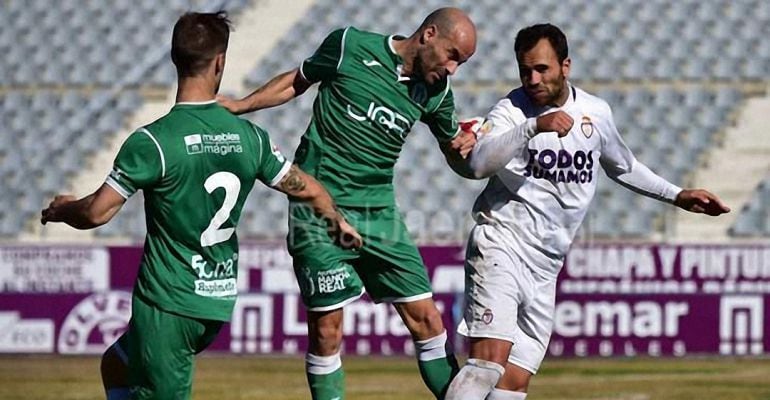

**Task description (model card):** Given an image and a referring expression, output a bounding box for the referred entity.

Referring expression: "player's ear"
[421,25,437,44]
[562,57,571,79]
[214,52,226,77]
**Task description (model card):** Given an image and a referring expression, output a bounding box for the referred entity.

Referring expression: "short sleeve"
[105,129,163,199]
[251,123,292,187]
[300,27,347,83]
[421,85,459,143]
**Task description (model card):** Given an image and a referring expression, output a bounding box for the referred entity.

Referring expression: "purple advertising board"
[1,244,768,357]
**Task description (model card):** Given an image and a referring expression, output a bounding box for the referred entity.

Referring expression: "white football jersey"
[470,85,680,278]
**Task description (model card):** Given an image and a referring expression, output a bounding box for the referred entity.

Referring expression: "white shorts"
[457,224,557,374]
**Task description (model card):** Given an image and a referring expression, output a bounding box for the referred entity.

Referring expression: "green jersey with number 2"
[106,101,290,321]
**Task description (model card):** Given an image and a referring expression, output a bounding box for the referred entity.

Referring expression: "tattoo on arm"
[280,165,307,193]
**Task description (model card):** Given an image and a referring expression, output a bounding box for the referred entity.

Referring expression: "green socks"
[306,352,345,400]
[415,331,459,398]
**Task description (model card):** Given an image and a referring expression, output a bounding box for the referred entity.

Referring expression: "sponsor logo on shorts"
[481,308,494,325]
[317,268,349,294]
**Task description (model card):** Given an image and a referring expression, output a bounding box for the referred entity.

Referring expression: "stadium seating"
[0,90,142,236]
[0,0,250,238]
[239,0,758,240]
[730,179,770,236]
[3,0,769,240]
[245,0,770,86]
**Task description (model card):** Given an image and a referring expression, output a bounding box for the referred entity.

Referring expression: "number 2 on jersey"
[200,172,241,247]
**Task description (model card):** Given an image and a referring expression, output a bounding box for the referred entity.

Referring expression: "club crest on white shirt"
[479,119,493,136]
[580,115,594,138]
[481,308,494,325]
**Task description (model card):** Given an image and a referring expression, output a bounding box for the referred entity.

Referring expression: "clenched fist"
[536,110,573,137]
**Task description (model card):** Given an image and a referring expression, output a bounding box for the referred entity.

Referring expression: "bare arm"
[218,68,313,115]
[273,164,362,248]
[41,184,126,229]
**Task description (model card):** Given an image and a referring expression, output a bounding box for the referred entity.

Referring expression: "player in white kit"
[445,24,731,400]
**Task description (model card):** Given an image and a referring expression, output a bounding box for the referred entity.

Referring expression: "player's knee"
[422,308,445,335]
[496,367,532,393]
[498,379,530,393]
[311,322,343,355]
[468,338,512,367]
[405,305,445,339]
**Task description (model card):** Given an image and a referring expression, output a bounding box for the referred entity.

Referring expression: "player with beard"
[219,7,477,400]
[445,23,730,400]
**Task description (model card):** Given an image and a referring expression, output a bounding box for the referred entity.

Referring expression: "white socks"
[487,388,528,399]
[445,358,505,400]
[414,330,450,361]
[305,351,342,375]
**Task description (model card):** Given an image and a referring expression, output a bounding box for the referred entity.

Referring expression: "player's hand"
[41,195,77,225]
[329,217,363,250]
[458,117,484,136]
[451,131,477,159]
[536,110,573,137]
[452,117,482,159]
[674,189,730,216]
[216,94,248,115]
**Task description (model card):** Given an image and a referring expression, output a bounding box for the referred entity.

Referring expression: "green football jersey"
[106,101,291,321]
[297,26,459,207]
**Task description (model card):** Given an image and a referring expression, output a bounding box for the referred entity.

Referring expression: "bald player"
[219,7,477,400]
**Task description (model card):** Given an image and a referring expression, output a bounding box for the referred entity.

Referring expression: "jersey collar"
[532,83,576,113]
[387,35,411,82]
[564,84,577,107]
[175,99,217,106]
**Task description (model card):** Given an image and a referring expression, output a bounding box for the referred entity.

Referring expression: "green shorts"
[288,202,433,311]
[115,294,223,399]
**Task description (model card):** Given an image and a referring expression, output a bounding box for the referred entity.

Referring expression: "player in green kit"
[219,7,477,399]
[41,12,361,400]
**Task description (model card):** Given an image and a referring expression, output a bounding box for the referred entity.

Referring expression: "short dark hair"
[171,11,231,77]
[514,23,568,63]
